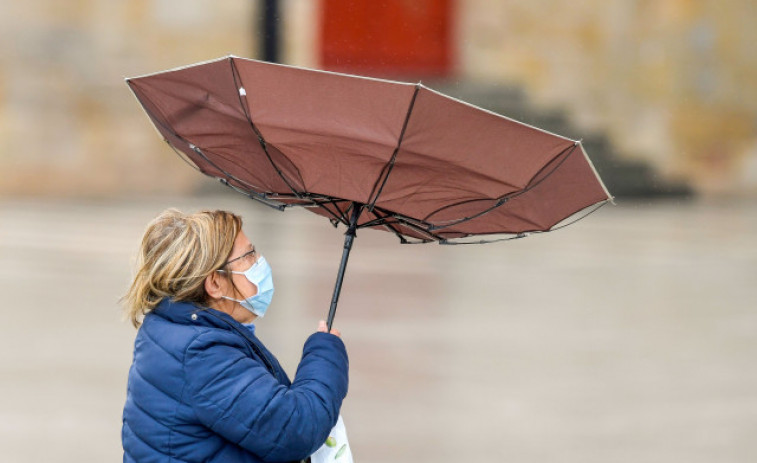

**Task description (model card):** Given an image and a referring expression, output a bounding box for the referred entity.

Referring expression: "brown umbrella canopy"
[127,56,612,244]
[128,56,612,327]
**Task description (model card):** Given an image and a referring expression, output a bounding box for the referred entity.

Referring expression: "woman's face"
[225,231,259,299]
[205,230,261,323]
[205,230,265,323]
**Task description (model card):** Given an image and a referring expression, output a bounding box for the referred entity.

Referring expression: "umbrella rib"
[383,224,411,244]
[187,144,290,210]
[164,140,291,211]
[129,93,291,210]
[424,196,517,229]
[356,207,443,242]
[425,143,580,231]
[519,142,580,198]
[389,216,443,242]
[256,190,353,225]
[263,192,352,225]
[366,84,421,213]
[357,207,411,243]
[439,233,529,245]
[128,80,270,199]
[165,139,285,213]
[164,139,204,174]
[193,146,272,191]
[321,199,351,226]
[542,198,611,232]
[382,221,432,244]
[358,206,433,230]
[438,199,611,245]
[229,57,306,201]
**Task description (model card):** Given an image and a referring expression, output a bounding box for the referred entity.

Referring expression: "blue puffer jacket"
[122,299,349,462]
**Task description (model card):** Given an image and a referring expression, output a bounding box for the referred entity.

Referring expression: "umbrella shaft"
[327,205,361,330]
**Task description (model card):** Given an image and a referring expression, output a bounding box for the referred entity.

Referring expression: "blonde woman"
[121,209,348,463]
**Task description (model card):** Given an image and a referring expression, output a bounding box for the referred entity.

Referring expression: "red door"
[319,0,454,78]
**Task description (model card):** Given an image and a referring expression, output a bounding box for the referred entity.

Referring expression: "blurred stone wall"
[459,0,757,195]
[0,0,254,197]
[2,0,756,197]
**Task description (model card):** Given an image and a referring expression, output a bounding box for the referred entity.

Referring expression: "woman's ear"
[204,271,225,300]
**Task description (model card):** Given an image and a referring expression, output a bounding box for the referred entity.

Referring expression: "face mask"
[221,256,274,317]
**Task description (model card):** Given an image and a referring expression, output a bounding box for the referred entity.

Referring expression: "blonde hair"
[123,208,242,327]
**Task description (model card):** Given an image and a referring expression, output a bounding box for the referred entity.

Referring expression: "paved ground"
[0,194,755,462]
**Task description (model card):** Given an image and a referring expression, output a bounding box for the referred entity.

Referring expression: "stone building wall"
[0,0,254,196]
[2,0,755,197]
[457,0,757,194]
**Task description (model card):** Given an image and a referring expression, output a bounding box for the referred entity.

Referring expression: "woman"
[121,209,348,462]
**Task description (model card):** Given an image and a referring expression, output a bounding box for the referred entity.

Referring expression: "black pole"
[260,0,280,63]
[327,203,362,330]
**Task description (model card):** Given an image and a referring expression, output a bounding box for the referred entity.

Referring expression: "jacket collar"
[151,298,287,382]
[152,298,238,330]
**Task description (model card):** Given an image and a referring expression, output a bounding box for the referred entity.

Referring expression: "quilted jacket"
[122,299,349,462]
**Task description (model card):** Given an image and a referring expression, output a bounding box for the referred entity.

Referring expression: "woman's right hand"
[317,320,341,338]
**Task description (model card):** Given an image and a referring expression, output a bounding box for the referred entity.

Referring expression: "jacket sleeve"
[184,331,348,462]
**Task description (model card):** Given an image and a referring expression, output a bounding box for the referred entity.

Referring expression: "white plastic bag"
[310,415,353,463]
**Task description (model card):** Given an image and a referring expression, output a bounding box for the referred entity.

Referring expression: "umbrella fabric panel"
[306,143,609,240]
[128,59,298,195]
[372,86,578,225]
[428,144,611,237]
[234,58,417,205]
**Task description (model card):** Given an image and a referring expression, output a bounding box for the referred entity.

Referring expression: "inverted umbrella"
[127,56,613,328]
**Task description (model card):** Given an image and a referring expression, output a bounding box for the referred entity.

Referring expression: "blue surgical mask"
[221,256,275,317]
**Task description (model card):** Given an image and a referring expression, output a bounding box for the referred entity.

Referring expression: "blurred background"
[1,1,755,461]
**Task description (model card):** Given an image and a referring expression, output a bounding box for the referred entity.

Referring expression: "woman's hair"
[123,208,242,327]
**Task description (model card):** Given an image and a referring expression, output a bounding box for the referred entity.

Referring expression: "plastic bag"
[310,415,353,463]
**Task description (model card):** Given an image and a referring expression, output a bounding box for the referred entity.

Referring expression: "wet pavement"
[1,194,755,462]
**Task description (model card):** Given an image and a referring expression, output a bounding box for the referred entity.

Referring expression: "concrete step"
[431,81,693,199]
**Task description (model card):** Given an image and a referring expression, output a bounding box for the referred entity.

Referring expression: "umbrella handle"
[326,203,362,331]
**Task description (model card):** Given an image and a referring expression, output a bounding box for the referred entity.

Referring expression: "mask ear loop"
[215,266,245,320]
[218,262,261,313]
[228,267,242,298]
[217,266,244,300]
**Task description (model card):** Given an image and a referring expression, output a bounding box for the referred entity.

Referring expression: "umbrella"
[126,56,613,328]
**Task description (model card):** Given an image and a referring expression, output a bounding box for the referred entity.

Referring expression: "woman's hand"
[317,320,341,338]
